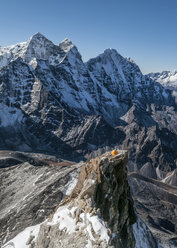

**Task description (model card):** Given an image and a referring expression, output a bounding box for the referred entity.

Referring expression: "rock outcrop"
[36,150,137,248]
[129,172,177,248]
[2,150,159,248]
[1,150,158,248]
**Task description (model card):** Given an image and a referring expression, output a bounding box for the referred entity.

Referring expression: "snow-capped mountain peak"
[25,32,60,63]
[0,34,174,125]
[0,34,82,69]
[104,47,118,54]
[59,38,75,52]
[27,32,55,51]
[59,38,82,63]
[28,32,48,41]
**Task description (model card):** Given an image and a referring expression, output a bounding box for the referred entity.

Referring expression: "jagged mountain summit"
[0,32,67,67]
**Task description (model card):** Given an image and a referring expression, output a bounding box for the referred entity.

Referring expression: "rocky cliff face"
[129,172,177,248]
[36,151,137,248]
[2,150,158,248]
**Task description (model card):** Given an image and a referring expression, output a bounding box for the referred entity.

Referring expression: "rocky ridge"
[2,150,159,248]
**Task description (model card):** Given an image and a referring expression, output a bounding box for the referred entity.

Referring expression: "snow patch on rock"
[3,224,41,248]
[49,205,110,243]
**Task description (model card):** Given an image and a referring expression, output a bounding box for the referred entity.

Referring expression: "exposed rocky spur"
[2,150,159,248]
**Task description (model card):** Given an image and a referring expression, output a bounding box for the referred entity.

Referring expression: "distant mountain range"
[148,70,177,92]
[0,32,176,176]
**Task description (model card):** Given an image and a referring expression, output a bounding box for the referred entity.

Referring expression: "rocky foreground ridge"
[1,150,158,248]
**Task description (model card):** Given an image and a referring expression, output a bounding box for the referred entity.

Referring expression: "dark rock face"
[129,172,177,248]
[35,151,156,248]
[140,162,157,179]
[94,152,136,247]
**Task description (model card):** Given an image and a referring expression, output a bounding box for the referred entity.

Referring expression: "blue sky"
[0,0,177,74]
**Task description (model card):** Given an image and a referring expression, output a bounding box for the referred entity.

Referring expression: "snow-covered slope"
[0,33,174,126]
[2,224,41,248]
[0,33,68,68]
[3,207,110,248]
[3,212,160,248]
